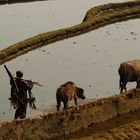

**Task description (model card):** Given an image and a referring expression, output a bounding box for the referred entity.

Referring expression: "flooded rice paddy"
[0,0,139,121]
[0,0,131,48]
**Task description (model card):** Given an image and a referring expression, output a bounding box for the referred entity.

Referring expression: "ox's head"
[76,88,86,99]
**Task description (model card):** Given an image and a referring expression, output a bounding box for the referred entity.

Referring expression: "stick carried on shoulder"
[14,77,43,87]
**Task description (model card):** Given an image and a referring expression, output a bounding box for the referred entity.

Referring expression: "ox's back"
[60,82,76,101]
[126,60,140,72]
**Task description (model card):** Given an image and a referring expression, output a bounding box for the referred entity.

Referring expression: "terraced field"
[0,0,140,64]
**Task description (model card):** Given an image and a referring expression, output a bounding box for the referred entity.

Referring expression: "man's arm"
[24,80,34,91]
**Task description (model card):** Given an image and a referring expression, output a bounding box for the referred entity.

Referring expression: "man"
[10,70,33,119]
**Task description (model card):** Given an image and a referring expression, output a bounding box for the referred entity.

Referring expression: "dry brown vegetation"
[0,0,140,64]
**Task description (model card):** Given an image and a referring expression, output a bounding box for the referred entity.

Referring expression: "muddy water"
[0,0,139,121]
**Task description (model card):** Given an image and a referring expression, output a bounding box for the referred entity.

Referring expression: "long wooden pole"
[14,77,43,87]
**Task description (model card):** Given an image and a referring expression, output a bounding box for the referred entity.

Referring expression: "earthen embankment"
[0,88,140,139]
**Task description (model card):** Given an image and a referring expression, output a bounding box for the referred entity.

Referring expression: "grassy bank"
[0,0,140,64]
[0,0,45,5]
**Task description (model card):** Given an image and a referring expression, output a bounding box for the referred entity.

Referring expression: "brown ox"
[56,81,85,111]
[118,60,140,93]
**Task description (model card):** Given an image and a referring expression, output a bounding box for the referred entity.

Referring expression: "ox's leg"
[56,90,61,111]
[119,78,124,93]
[120,84,127,93]
[56,95,61,111]
[63,99,68,110]
[74,97,77,106]
[136,77,140,88]
[63,103,68,110]
[136,81,140,88]
[57,100,61,111]
[119,77,126,93]
[120,80,127,93]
